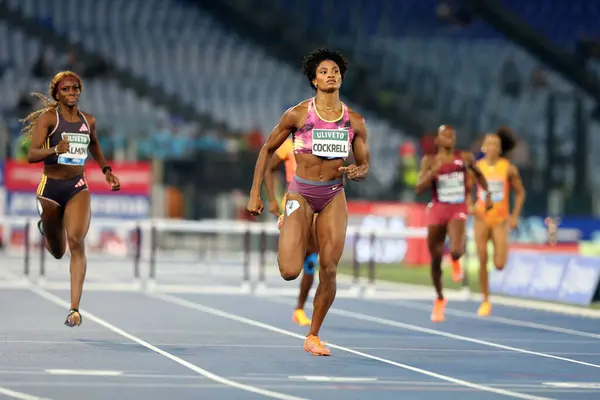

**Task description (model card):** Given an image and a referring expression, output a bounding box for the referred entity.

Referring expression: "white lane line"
[543,382,600,389]
[27,286,308,400]
[0,387,52,400]
[373,298,600,340]
[155,293,550,400]
[263,296,600,369]
[45,370,123,376]
[334,275,600,318]
[288,376,377,382]
[326,307,600,370]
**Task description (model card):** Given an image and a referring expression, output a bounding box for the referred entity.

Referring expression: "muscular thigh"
[38,197,63,230]
[38,197,65,246]
[427,224,447,254]
[279,193,314,259]
[315,192,347,267]
[474,217,491,250]
[491,221,509,260]
[447,217,467,251]
[63,190,91,242]
[307,214,319,254]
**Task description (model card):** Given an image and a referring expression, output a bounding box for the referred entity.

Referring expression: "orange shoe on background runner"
[477,301,492,317]
[431,298,447,322]
[292,309,311,326]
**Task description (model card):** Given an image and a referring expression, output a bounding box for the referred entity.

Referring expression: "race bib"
[437,172,465,203]
[311,129,349,158]
[57,132,90,166]
[480,180,505,203]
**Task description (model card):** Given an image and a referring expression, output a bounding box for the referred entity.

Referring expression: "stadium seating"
[0,18,185,157]
[498,0,600,51]
[3,0,410,189]
[267,0,600,180]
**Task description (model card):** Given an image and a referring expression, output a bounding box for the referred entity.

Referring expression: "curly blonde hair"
[19,71,84,138]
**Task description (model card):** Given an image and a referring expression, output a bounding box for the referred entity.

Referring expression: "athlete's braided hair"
[495,125,517,157]
[302,48,348,90]
[20,71,83,138]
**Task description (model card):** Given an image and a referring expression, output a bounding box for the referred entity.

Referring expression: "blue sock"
[303,253,318,275]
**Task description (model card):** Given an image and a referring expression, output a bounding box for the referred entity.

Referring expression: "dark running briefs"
[287,175,343,213]
[36,174,88,208]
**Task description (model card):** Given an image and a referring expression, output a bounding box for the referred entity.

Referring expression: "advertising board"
[347,201,428,265]
[490,252,600,306]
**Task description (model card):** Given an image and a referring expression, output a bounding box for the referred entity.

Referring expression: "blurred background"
[1,0,600,303]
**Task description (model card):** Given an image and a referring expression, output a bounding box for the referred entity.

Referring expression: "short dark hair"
[302,48,348,90]
[495,125,517,156]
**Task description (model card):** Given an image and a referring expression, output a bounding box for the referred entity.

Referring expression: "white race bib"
[311,129,349,158]
[437,172,465,203]
[479,179,505,203]
[57,132,90,166]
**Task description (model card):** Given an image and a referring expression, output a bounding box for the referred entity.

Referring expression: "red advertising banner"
[4,160,152,195]
[347,201,428,266]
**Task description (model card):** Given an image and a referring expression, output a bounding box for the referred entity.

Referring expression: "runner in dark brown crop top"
[247,49,370,356]
[20,71,120,327]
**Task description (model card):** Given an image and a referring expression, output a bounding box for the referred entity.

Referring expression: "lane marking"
[27,286,308,400]
[288,376,377,382]
[325,306,600,370]
[156,293,550,400]
[543,382,600,389]
[334,275,600,318]
[372,298,600,340]
[0,387,52,400]
[45,369,123,376]
[263,297,600,369]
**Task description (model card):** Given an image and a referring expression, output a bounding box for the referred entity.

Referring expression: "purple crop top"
[292,98,354,160]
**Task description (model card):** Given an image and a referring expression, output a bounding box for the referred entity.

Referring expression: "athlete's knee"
[478,253,488,267]
[278,255,303,281]
[281,270,301,281]
[49,248,66,260]
[318,256,338,283]
[429,247,443,259]
[493,248,507,270]
[44,235,66,259]
[67,235,85,254]
[429,251,443,272]
[493,256,507,271]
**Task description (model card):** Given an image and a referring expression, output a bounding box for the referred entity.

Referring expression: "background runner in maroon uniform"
[416,125,492,322]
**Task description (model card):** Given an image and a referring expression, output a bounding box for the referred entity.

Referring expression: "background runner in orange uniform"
[473,127,526,317]
[265,137,318,327]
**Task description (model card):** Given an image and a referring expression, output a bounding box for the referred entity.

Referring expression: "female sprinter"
[247,48,370,356]
[264,137,319,327]
[21,71,120,327]
[416,125,492,323]
[473,127,525,316]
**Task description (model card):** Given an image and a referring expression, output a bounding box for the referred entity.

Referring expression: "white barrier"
[0,216,472,298]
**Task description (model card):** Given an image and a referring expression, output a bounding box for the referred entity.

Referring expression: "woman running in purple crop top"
[247,48,370,356]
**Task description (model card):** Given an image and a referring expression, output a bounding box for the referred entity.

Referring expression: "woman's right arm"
[415,155,433,194]
[27,112,56,163]
[248,107,299,200]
